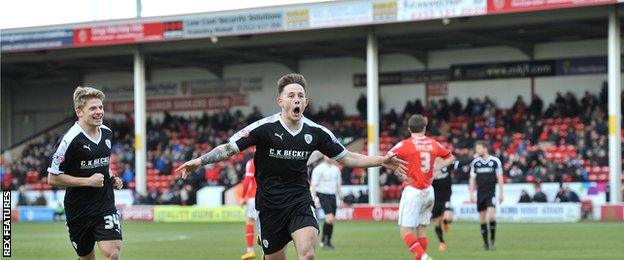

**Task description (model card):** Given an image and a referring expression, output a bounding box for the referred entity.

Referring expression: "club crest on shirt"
[488,161,494,167]
[304,134,313,144]
[105,139,111,149]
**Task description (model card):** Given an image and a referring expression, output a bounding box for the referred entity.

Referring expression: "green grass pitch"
[10,221,624,259]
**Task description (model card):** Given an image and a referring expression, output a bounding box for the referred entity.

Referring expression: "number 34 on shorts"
[104,213,121,233]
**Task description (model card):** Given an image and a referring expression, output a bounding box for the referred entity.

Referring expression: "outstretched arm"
[176,143,238,179]
[337,151,408,175]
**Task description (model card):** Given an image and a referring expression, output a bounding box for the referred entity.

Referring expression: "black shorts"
[432,199,452,218]
[318,193,337,215]
[257,202,319,255]
[67,212,123,256]
[477,195,496,212]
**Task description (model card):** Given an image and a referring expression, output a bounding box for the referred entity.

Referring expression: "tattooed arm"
[175,143,239,179]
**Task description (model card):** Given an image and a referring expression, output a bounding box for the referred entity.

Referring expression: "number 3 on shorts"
[104,213,120,229]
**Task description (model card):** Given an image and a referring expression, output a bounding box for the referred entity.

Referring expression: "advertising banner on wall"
[398,0,487,21]
[1,29,73,51]
[354,69,449,87]
[153,206,245,222]
[285,9,310,29]
[336,205,400,221]
[450,60,556,80]
[183,11,283,37]
[426,81,448,97]
[373,1,399,22]
[17,207,55,222]
[181,77,263,95]
[98,77,262,101]
[487,0,617,14]
[334,203,581,222]
[309,1,372,28]
[118,205,154,221]
[102,82,179,100]
[73,22,175,47]
[107,94,248,114]
[454,203,581,222]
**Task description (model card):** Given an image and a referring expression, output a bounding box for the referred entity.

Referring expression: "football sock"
[435,226,445,243]
[418,237,428,251]
[489,221,496,245]
[480,223,489,246]
[326,223,334,245]
[403,233,425,258]
[245,223,254,251]
[322,223,329,244]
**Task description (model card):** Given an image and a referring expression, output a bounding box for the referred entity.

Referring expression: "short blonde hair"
[73,86,105,109]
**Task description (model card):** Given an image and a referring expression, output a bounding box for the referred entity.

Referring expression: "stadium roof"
[2,5,622,82]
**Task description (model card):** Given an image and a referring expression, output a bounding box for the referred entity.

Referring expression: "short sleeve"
[433,140,451,159]
[229,121,263,152]
[48,137,72,175]
[469,159,477,178]
[495,158,503,176]
[387,141,404,157]
[315,126,347,160]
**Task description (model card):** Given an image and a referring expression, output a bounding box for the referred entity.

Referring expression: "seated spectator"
[17,186,30,206]
[343,191,356,205]
[358,190,369,203]
[555,186,569,202]
[33,191,47,206]
[518,189,531,203]
[533,186,548,203]
[565,186,580,202]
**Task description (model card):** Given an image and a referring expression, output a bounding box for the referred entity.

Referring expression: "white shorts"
[398,186,435,227]
[246,198,257,219]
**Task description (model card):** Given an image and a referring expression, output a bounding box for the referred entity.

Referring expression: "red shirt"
[388,136,452,189]
[241,160,257,199]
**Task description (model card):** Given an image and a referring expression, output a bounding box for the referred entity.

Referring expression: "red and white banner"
[426,82,448,97]
[106,94,248,114]
[601,204,624,221]
[118,205,154,221]
[336,205,399,221]
[73,21,183,47]
[487,0,617,14]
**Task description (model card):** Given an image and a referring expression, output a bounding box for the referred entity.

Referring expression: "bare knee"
[101,242,122,260]
[399,226,413,238]
[79,251,95,260]
[298,248,315,260]
[325,214,335,224]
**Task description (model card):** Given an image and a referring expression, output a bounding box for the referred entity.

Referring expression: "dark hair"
[475,140,488,150]
[277,73,307,95]
[408,114,428,133]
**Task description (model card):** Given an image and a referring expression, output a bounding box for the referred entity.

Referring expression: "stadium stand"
[2,84,622,203]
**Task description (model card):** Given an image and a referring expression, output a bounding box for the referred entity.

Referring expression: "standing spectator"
[357,93,367,118]
[121,164,134,186]
[529,94,544,118]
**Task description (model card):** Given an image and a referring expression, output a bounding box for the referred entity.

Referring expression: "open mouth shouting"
[292,106,302,118]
